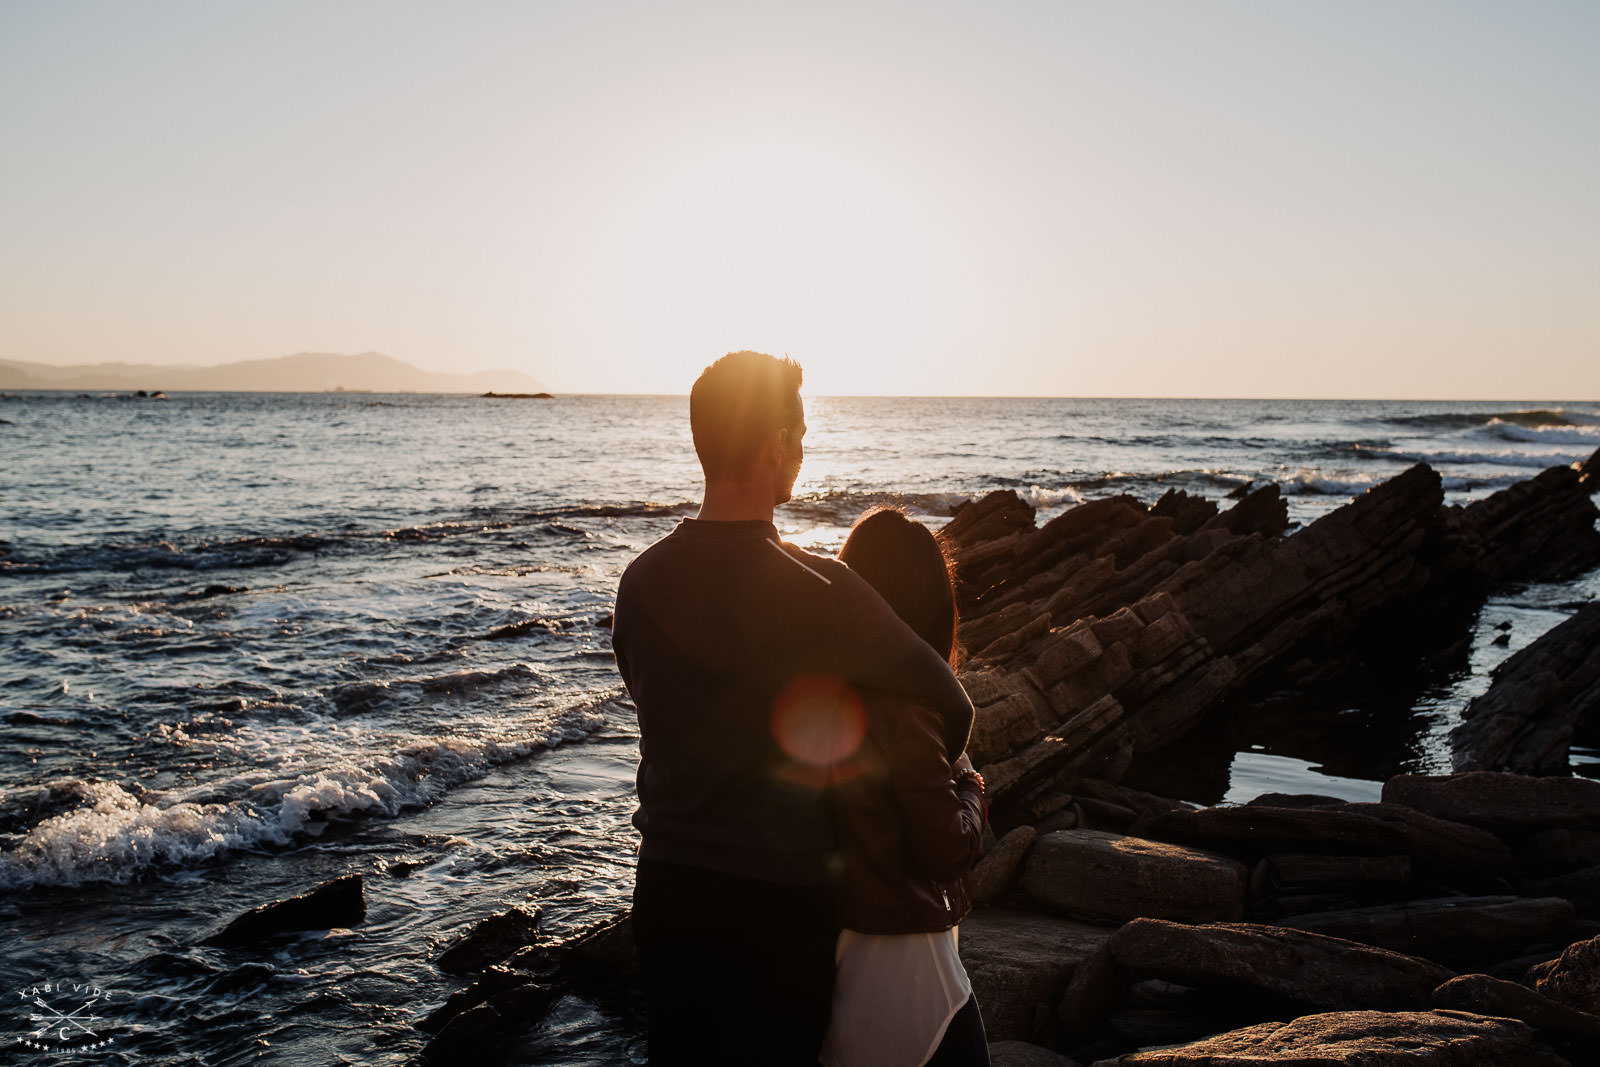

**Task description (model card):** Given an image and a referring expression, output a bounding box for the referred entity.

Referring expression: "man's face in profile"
[775,400,806,506]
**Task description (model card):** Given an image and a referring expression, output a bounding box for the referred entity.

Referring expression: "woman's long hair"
[838,507,960,669]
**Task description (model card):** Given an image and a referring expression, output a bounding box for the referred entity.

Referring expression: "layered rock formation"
[947,459,1600,820]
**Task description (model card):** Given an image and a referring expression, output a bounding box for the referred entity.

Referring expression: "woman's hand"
[952,752,975,775]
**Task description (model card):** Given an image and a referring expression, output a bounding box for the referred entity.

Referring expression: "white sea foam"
[1021,485,1086,511]
[1275,470,1385,497]
[0,706,607,889]
[1480,419,1600,447]
[1383,447,1588,469]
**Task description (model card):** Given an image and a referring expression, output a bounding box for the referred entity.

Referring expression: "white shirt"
[821,926,973,1067]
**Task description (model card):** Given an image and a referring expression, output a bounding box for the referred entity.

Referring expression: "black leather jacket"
[830,690,987,934]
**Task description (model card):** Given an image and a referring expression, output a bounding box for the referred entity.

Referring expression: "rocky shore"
[211,448,1600,1064]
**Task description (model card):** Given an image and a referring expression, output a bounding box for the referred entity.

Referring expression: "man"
[612,351,976,1064]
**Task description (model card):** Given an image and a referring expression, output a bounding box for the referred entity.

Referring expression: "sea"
[2,391,1598,1064]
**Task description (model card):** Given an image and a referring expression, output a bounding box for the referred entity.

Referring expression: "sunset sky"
[3,1,1596,398]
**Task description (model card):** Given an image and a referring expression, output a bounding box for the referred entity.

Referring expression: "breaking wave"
[0,700,611,890]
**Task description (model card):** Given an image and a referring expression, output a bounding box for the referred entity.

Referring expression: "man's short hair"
[690,351,803,479]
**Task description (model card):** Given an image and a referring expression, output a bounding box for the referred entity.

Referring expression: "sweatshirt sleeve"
[780,547,975,752]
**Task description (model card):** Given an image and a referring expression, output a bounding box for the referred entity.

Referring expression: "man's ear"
[765,427,790,469]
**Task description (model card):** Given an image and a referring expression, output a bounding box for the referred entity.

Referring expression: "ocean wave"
[1478,419,1600,447]
[324,662,551,717]
[1382,408,1579,430]
[783,489,970,525]
[1378,447,1590,470]
[0,534,347,577]
[0,702,611,889]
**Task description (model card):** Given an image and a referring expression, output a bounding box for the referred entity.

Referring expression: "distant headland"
[0,352,547,395]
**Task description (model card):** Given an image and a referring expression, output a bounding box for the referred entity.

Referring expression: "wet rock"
[1532,935,1600,1015]
[556,911,638,991]
[1383,773,1600,833]
[1093,1009,1562,1066]
[1431,973,1600,1045]
[1581,446,1600,489]
[1021,830,1247,925]
[205,873,365,945]
[1452,604,1600,775]
[1279,896,1576,971]
[972,825,1039,905]
[418,964,533,1034]
[419,980,563,1063]
[958,908,1112,1042]
[1107,918,1455,1012]
[437,904,542,975]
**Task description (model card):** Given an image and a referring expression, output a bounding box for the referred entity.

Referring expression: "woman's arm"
[877,697,986,882]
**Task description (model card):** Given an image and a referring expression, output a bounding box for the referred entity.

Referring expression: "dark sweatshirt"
[613,518,976,886]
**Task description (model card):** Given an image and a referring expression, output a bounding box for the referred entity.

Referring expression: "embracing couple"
[614,351,990,1066]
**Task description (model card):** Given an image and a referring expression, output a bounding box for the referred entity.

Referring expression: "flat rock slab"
[959,907,1113,1042]
[1092,1009,1564,1066]
[1432,973,1600,1043]
[1245,796,1515,873]
[1280,896,1575,971]
[1021,829,1247,924]
[1133,805,1410,859]
[1383,773,1600,832]
[1108,918,1454,1012]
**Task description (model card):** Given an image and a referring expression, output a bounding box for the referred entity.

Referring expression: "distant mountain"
[0,352,547,394]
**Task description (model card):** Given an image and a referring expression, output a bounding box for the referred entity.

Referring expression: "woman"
[823,507,990,1067]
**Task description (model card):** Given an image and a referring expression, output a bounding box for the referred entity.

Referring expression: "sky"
[2,1,1597,398]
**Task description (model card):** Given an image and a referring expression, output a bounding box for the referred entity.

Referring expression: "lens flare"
[770,674,866,770]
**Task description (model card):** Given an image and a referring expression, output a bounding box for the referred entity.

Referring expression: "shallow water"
[1,390,1596,1062]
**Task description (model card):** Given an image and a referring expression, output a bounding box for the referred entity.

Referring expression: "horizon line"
[4,386,1598,404]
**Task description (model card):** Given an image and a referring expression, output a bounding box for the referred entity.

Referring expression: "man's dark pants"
[633,857,838,1065]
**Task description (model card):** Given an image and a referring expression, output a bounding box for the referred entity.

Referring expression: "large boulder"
[205,873,365,946]
[1532,935,1600,1016]
[958,908,1112,1042]
[1383,773,1600,833]
[972,825,1039,905]
[1092,1010,1565,1065]
[1020,830,1247,924]
[1107,919,1454,1012]
[1279,896,1576,971]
